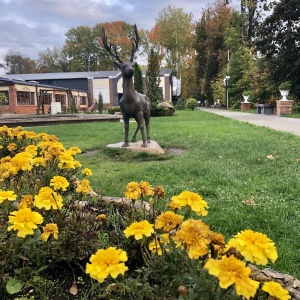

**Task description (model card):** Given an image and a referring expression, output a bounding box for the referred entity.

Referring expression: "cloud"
[0,0,239,72]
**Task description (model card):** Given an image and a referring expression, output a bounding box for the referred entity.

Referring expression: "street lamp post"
[223,76,230,109]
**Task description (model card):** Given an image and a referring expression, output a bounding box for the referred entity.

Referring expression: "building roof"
[3,68,173,81]
[0,76,87,93]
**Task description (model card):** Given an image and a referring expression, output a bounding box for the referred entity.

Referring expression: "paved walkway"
[199,107,300,137]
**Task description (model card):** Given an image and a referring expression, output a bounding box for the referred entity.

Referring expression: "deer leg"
[145,116,151,143]
[122,116,130,147]
[135,112,147,147]
[131,124,139,142]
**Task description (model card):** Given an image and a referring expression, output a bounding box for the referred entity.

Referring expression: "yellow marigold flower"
[50,176,69,191]
[124,220,154,240]
[75,179,92,194]
[125,181,141,200]
[0,189,17,204]
[173,219,211,259]
[25,131,38,140]
[154,211,183,232]
[7,208,44,238]
[40,223,59,242]
[97,214,107,220]
[10,152,33,173]
[139,181,154,197]
[170,191,208,216]
[68,147,82,155]
[25,145,38,156]
[34,186,63,210]
[58,151,75,169]
[226,229,278,265]
[7,143,17,152]
[262,281,291,300]
[204,255,260,299]
[0,145,3,149]
[73,160,82,168]
[18,195,34,209]
[82,168,92,176]
[47,142,65,157]
[33,157,46,167]
[86,247,128,283]
[149,233,170,255]
[154,185,166,199]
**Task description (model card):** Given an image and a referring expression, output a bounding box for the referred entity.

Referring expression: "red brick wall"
[276,100,293,116]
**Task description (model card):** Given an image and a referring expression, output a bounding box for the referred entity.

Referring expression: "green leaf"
[6,277,23,294]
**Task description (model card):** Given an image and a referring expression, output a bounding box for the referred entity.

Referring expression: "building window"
[17,91,35,105]
[43,93,52,105]
[80,96,87,105]
[55,94,66,106]
[0,90,9,105]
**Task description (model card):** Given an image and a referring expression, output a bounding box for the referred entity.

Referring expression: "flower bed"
[0,125,295,299]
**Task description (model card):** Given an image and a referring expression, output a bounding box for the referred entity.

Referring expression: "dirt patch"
[167,148,185,155]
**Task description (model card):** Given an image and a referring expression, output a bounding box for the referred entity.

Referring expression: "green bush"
[185,98,198,110]
[97,93,104,114]
[107,106,121,114]
[150,102,168,117]
[175,98,185,110]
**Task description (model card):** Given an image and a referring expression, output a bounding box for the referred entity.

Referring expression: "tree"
[134,62,143,94]
[63,26,102,71]
[152,6,194,78]
[37,46,69,73]
[256,0,300,98]
[194,0,232,103]
[94,21,141,70]
[146,48,163,104]
[3,50,37,74]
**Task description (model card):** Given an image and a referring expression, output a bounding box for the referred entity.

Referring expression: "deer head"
[102,24,139,78]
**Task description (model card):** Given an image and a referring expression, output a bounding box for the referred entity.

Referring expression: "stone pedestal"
[241,102,251,111]
[106,140,165,154]
[276,100,293,116]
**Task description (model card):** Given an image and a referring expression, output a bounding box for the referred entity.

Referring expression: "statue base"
[106,140,165,154]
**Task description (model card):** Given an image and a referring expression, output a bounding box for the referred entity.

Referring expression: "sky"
[0,0,240,74]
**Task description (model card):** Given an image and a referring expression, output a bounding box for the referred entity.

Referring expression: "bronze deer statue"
[102,24,151,148]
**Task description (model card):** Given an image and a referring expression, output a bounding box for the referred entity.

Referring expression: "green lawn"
[30,110,300,279]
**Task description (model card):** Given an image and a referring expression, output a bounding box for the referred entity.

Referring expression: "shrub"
[185,98,198,110]
[175,98,185,110]
[107,106,121,114]
[279,81,292,91]
[97,93,104,114]
[150,102,168,117]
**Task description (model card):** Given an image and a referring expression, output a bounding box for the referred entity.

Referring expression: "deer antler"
[101,27,123,64]
[130,24,139,62]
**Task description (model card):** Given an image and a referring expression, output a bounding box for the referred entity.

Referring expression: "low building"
[3,68,176,113]
[0,77,88,114]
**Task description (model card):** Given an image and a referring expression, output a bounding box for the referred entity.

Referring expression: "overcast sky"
[0,0,240,73]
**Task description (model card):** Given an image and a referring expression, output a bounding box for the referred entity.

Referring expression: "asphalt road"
[199,107,300,137]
